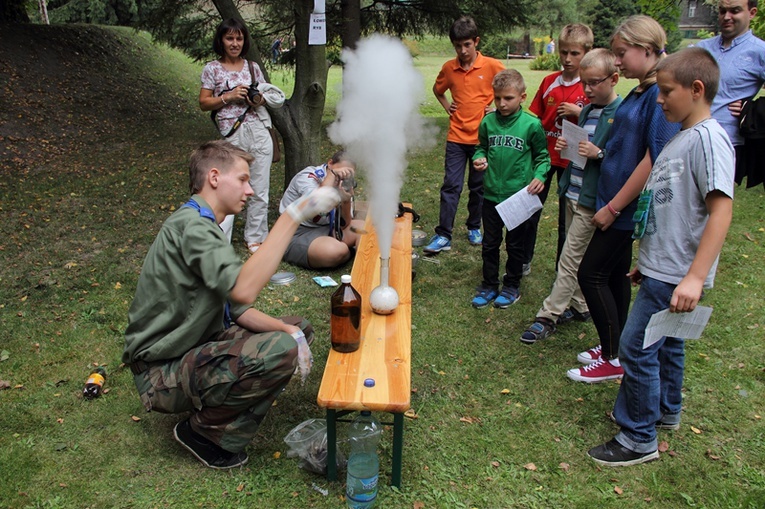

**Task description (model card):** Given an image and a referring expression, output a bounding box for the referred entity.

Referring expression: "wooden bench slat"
[317,210,412,414]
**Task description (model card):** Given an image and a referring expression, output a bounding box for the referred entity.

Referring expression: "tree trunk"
[341,0,361,50]
[210,0,327,189]
[272,0,328,186]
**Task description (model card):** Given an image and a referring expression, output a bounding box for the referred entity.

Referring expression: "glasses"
[582,75,612,88]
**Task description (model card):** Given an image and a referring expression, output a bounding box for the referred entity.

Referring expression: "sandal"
[520,318,555,344]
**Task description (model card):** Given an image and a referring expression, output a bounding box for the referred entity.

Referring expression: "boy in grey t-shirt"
[588,47,734,467]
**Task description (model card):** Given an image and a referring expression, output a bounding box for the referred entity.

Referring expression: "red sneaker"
[567,357,623,383]
[577,345,602,365]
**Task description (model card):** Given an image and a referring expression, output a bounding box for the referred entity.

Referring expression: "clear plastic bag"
[283,418,346,474]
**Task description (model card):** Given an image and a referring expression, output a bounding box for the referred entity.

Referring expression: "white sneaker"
[577,345,602,364]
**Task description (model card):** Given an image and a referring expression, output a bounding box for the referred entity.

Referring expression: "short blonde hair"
[189,140,254,195]
[559,23,594,52]
[610,15,667,57]
[492,69,526,93]
[579,48,618,76]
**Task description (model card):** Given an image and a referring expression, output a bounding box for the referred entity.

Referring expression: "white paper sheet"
[495,186,543,232]
[643,306,713,349]
[308,13,326,45]
[561,119,588,169]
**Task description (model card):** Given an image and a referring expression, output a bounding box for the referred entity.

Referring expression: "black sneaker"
[174,419,249,469]
[520,318,555,344]
[588,439,659,467]
[557,307,591,325]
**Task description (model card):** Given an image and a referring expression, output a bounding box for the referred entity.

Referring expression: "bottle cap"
[341,274,352,284]
[364,378,375,387]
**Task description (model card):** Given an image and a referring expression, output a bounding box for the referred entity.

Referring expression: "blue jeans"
[435,142,484,239]
[612,276,685,453]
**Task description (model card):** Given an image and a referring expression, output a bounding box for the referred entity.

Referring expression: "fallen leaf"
[658,441,669,452]
[491,461,500,468]
[484,318,491,323]
[131,415,141,422]
[1,380,13,389]
[691,426,702,434]
[59,483,67,488]
[273,451,281,459]
[413,502,425,509]
[114,282,122,289]
[668,450,677,457]
[744,232,755,242]
[524,463,537,471]
[706,449,720,460]
[0,350,8,362]
[404,409,418,419]
[559,462,570,472]
[500,389,510,394]
[64,262,77,269]
[614,486,623,495]
[755,414,761,420]
[459,416,480,424]
[57,418,64,424]
[293,296,299,302]
[236,483,245,492]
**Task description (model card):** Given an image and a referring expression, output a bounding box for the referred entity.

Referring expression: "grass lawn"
[1,27,764,509]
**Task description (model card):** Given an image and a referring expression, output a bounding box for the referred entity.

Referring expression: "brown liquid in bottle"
[331,275,362,352]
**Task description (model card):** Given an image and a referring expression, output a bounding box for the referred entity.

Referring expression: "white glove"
[291,330,313,384]
[286,186,341,223]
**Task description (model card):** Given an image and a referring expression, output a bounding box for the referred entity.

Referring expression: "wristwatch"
[596,149,605,160]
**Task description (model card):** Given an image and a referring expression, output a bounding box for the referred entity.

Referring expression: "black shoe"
[557,307,591,325]
[588,438,659,467]
[520,318,556,344]
[174,419,249,469]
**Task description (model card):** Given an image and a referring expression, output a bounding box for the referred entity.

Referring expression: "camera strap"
[215,59,258,138]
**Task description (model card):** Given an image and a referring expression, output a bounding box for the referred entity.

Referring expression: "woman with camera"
[200,18,285,253]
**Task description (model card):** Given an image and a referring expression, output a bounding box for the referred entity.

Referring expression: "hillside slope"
[0,24,214,174]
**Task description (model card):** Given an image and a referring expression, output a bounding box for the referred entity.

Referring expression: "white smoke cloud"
[328,35,436,259]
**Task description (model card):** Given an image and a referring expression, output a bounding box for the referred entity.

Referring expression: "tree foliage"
[637,0,682,53]
[586,0,638,48]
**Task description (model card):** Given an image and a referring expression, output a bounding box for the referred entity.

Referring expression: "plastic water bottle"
[346,411,381,508]
[83,367,106,399]
[331,274,362,353]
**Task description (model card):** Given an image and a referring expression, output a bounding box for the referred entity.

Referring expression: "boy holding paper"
[470,69,550,308]
[588,47,734,466]
[521,49,622,343]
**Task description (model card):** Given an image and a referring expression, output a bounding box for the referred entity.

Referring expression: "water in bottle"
[331,274,362,352]
[83,367,106,399]
[346,411,381,508]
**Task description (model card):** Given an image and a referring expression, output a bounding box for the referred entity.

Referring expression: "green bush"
[401,38,421,58]
[696,29,715,40]
[529,52,561,71]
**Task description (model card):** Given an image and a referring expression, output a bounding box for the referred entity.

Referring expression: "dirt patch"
[0,23,208,174]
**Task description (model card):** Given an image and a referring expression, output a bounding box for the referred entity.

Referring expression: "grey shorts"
[283,225,330,268]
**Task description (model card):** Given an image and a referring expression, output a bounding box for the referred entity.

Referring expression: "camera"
[247,84,261,104]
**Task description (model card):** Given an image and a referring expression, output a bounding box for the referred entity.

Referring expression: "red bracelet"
[606,202,621,217]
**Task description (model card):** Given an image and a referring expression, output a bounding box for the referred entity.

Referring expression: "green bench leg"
[391,412,404,488]
[326,409,338,481]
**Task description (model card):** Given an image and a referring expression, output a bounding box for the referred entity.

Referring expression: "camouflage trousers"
[133,316,313,453]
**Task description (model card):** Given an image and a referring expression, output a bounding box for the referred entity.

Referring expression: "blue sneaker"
[423,234,451,254]
[471,287,498,308]
[493,286,520,309]
[467,229,483,246]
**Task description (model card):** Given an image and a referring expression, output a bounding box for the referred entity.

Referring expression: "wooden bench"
[316,208,412,488]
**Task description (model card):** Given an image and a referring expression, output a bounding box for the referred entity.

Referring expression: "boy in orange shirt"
[424,16,505,254]
[527,24,593,272]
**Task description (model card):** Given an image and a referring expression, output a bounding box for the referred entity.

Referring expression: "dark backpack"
[739,96,765,140]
